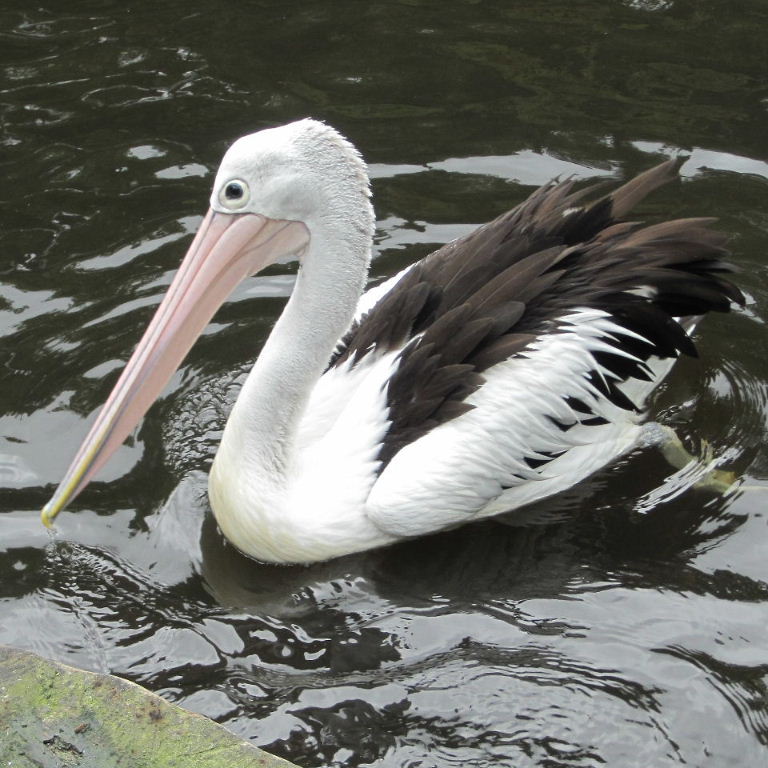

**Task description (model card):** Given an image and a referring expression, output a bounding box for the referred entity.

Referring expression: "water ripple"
[1,1,768,766]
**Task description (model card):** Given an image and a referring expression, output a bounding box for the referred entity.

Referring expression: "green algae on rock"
[0,645,297,768]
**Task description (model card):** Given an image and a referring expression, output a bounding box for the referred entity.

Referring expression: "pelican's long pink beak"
[42,209,308,527]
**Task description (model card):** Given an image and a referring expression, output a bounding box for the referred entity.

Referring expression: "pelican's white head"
[211,118,373,239]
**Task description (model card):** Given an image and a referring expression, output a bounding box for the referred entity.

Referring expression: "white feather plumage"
[204,121,724,564]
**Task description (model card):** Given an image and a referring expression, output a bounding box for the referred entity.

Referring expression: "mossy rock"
[0,645,296,768]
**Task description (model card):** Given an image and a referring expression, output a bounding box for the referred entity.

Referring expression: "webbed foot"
[641,422,737,493]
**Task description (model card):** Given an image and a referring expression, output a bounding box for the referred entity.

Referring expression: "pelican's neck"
[213,213,372,495]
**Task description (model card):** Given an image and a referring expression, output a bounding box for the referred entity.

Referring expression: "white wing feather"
[365,307,678,537]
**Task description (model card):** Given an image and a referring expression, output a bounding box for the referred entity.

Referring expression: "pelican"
[42,119,742,563]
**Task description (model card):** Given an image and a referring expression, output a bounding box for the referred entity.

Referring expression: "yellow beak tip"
[41,504,57,530]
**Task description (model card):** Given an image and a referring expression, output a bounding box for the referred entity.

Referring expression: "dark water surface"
[2,1,768,765]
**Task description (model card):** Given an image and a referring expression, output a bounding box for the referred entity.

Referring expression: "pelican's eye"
[220,179,249,209]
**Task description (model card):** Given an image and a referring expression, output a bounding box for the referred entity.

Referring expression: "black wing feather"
[329,159,742,469]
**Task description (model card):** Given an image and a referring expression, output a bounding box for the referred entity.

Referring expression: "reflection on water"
[1,0,768,766]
